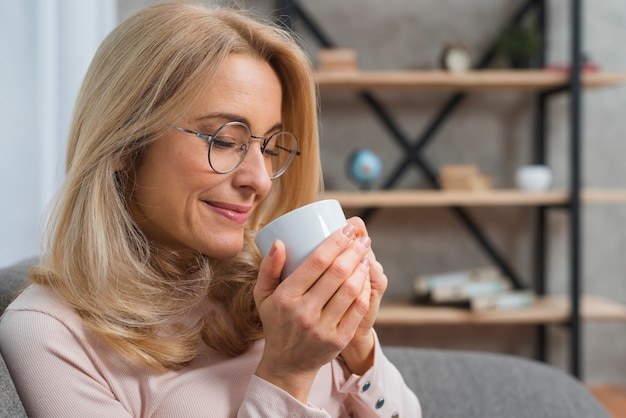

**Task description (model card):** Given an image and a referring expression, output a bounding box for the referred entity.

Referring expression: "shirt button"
[361,381,371,392]
[375,397,385,409]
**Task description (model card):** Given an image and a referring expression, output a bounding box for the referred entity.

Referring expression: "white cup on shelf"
[515,165,553,192]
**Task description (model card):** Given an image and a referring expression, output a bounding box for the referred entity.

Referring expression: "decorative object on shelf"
[495,23,542,68]
[347,149,383,190]
[316,48,359,72]
[440,43,472,73]
[439,164,493,191]
[515,164,553,192]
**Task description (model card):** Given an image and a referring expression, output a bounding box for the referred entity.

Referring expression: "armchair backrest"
[0,258,34,418]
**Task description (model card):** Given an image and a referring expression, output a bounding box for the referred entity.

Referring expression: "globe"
[347,149,383,188]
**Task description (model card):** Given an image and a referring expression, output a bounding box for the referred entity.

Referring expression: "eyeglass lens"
[208,122,298,178]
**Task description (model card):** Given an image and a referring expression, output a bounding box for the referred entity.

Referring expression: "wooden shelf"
[315,70,626,91]
[376,295,626,326]
[322,189,626,208]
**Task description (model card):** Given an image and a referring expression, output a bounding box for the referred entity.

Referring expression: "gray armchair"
[0,259,610,417]
[0,258,31,417]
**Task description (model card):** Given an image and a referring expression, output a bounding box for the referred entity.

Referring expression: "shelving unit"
[376,296,626,326]
[325,187,626,329]
[322,189,626,207]
[277,0,626,378]
[315,69,626,91]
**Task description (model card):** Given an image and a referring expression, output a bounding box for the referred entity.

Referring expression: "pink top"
[0,285,420,417]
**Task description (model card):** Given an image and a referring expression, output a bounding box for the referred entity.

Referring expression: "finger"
[254,240,286,305]
[320,256,370,326]
[307,235,372,305]
[345,217,386,303]
[347,216,378,264]
[368,260,388,294]
[282,223,356,294]
[347,217,367,238]
[335,266,372,337]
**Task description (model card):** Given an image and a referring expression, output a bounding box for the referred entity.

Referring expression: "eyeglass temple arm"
[275,144,301,156]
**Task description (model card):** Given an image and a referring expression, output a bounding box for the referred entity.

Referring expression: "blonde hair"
[31,0,322,371]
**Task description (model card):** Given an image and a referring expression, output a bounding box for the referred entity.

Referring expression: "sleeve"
[238,375,331,418]
[0,308,134,418]
[333,331,422,418]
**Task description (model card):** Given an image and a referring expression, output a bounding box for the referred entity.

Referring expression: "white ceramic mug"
[515,165,553,192]
[254,199,347,280]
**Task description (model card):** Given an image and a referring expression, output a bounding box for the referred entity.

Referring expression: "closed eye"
[211,138,237,149]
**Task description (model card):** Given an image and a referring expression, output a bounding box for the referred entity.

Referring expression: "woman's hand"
[339,217,387,375]
[253,220,373,402]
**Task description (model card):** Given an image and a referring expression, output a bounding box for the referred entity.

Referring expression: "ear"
[112,155,126,172]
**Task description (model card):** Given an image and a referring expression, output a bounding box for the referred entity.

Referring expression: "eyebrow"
[195,112,283,135]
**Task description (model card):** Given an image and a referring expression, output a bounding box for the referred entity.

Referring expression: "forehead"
[187,54,283,127]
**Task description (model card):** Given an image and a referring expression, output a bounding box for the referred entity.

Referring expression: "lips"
[204,201,251,225]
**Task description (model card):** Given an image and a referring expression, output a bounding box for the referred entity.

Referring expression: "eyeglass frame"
[171,121,300,179]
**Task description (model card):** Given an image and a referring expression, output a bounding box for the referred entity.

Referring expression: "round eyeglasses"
[172,121,300,179]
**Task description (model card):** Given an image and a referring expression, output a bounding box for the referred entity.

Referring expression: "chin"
[202,241,244,260]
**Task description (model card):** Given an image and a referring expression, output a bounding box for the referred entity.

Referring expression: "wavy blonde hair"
[31,0,322,371]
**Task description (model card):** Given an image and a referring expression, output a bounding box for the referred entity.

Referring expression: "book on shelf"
[430,277,510,303]
[413,266,535,311]
[414,266,501,297]
[471,290,535,311]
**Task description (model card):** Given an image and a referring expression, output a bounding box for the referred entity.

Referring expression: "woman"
[0,1,420,416]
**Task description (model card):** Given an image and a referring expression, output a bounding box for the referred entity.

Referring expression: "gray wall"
[120,0,626,383]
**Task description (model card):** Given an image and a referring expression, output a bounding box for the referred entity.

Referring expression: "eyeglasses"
[172,121,300,179]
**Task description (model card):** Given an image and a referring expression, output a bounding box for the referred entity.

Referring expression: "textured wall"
[119,0,626,383]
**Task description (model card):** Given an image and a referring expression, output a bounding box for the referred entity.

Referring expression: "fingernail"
[269,241,278,257]
[342,224,355,237]
[361,257,370,267]
[359,236,371,248]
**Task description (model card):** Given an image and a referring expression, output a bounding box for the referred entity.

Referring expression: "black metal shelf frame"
[276,0,584,378]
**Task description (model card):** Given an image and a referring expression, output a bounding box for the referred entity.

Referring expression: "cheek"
[138,142,205,191]
[132,149,188,215]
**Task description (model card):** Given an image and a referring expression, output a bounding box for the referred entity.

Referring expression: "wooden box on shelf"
[316,48,359,72]
[439,164,493,191]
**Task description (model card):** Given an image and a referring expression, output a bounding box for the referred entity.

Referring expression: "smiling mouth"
[204,201,251,225]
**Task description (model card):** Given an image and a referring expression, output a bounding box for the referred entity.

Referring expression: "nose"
[233,142,273,193]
